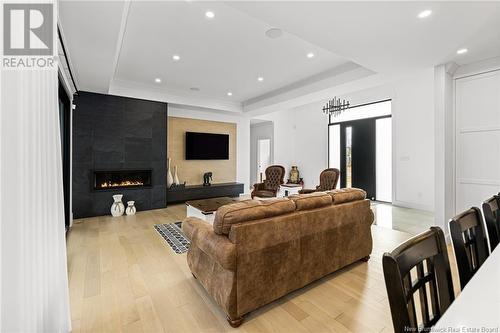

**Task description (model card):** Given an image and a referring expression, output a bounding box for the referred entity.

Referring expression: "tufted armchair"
[251,165,285,199]
[299,168,340,194]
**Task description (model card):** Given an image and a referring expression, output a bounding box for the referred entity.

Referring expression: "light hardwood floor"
[68,203,459,333]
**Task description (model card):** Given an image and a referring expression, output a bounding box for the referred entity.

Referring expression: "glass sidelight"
[376,117,392,202]
[345,126,352,188]
[329,124,341,183]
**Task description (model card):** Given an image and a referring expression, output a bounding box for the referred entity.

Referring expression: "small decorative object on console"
[203,172,212,186]
[111,194,125,217]
[173,165,180,185]
[289,166,300,184]
[170,182,186,190]
[167,158,174,188]
[125,201,136,215]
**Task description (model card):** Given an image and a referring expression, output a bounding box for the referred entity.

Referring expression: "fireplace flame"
[100,180,144,188]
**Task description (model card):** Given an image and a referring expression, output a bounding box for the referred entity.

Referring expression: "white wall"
[261,68,436,211]
[168,105,251,194]
[250,122,274,187]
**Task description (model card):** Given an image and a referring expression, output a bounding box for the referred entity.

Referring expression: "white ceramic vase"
[125,201,136,216]
[111,194,125,217]
[167,158,174,188]
[173,166,180,185]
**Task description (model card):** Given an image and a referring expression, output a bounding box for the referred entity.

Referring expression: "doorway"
[257,138,271,182]
[329,100,392,202]
[250,120,274,187]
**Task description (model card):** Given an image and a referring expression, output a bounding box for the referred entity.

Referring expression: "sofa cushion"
[213,198,296,235]
[288,192,332,211]
[327,188,366,204]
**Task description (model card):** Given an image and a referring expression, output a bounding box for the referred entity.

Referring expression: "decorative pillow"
[213,198,296,235]
[327,188,366,204]
[288,192,332,211]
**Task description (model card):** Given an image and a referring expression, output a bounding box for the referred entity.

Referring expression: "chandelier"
[322,97,350,117]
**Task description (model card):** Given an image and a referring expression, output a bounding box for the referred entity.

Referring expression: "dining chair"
[482,195,500,251]
[449,207,489,290]
[383,227,455,332]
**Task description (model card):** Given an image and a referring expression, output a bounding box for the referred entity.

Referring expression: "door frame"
[327,99,392,202]
[58,78,71,230]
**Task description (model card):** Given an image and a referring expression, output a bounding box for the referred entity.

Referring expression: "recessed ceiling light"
[307,52,315,58]
[457,48,468,55]
[257,77,264,82]
[417,10,432,19]
[205,11,215,19]
[227,92,233,96]
[190,87,200,91]
[154,78,161,83]
[265,28,283,39]
[172,54,180,61]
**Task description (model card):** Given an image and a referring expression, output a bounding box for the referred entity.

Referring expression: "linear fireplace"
[93,170,152,191]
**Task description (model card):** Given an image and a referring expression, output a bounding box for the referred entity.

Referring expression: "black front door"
[340,118,376,199]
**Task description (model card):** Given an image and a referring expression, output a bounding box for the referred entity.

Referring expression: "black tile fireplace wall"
[72,91,167,218]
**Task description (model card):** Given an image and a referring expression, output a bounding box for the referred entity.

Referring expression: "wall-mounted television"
[185,132,229,160]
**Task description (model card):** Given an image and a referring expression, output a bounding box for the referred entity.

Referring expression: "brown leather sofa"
[251,165,285,199]
[182,188,374,327]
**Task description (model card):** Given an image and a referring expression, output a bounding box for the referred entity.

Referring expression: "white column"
[434,63,457,237]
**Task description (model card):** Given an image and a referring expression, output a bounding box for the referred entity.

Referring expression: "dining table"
[433,244,500,332]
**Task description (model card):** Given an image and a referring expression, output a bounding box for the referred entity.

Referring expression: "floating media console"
[166,182,244,203]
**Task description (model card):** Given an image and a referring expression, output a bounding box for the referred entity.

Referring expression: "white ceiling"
[227,1,500,72]
[58,1,126,93]
[58,1,500,113]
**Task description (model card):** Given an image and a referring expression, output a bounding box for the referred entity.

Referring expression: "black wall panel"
[72,91,167,218]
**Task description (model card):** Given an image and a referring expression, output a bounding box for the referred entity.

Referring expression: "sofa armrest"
[182,217,236,271]
[298,188,316,194]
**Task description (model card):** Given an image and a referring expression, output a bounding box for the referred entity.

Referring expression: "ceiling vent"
[265,28,283,39]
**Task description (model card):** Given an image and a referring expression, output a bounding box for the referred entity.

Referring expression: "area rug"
[154,222,190,254]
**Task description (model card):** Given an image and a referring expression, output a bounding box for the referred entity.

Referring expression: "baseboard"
[392,200,434,213]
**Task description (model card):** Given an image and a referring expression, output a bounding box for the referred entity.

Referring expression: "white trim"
[56,23,79,91]
[392,200,434,213]
[457,178,500,186]
[109,0,131,94]
[454,57,500,79]
[109,78,243,114]
[459,126,500,134]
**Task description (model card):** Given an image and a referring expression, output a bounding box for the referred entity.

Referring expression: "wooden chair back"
[449,207,489,289]
[383,227,455,332]
[482,195,500,251]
